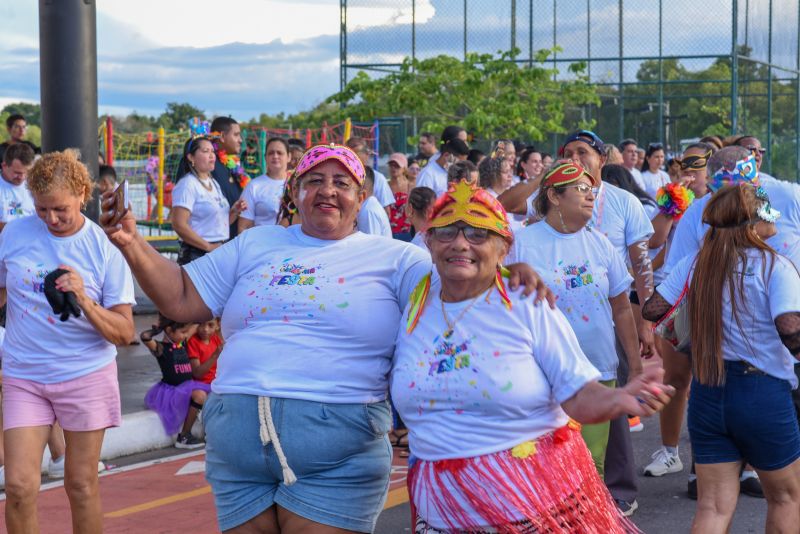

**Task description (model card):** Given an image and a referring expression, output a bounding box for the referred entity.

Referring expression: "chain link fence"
[341,0,800,181]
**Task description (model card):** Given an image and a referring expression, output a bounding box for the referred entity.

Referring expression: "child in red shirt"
[186,319,223,385]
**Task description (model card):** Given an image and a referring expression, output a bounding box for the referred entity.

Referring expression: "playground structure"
[99,118,378,241]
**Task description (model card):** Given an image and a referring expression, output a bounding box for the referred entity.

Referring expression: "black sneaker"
[687,478,698,500]
[740,476,765,498]
[175,432,204,449]
[615,499,638,517]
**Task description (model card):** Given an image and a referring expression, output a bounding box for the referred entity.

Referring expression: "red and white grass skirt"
[408,422,640,533]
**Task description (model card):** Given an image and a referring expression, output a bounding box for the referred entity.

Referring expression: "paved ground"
[2,413,768,533]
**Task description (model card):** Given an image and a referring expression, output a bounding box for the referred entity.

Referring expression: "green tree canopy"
[157,102,205,131]
[328,49,600,142]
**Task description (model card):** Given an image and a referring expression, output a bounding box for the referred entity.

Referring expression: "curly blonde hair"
[27,149,93,206]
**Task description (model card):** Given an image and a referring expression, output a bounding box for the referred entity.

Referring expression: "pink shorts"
[2,360,121,432]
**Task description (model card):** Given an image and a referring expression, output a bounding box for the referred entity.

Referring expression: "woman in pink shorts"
[0,151,135,533]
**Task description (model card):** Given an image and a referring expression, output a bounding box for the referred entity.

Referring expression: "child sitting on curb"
[140,314,210,449]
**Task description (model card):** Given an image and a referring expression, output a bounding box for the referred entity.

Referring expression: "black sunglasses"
[746,145,767,155]
[429,224,490,245]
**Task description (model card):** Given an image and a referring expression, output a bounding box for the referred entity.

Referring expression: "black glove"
[43,269,82,322]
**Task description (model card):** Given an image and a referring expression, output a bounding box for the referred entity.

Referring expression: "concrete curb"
[39,409,202,474]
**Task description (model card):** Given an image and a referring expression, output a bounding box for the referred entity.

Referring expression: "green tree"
[157,102,205,131]
[328,49,600,142]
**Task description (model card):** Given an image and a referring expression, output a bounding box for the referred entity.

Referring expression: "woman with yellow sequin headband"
[391,180,675,533]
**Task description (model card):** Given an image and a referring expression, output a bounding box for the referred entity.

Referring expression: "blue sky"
[0,1,795,121]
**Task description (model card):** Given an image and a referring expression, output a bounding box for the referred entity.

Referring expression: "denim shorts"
[203,393,393,532]
[688,360,800,471]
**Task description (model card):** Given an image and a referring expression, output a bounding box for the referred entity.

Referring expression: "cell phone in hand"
[109,180,129,226]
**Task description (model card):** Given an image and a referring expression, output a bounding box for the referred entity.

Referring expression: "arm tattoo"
[642,291,673,322]
[776,312,800,357]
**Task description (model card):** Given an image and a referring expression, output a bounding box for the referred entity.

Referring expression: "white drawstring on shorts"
[258,396,297,486]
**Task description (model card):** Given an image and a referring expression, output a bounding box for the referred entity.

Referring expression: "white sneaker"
[47,457,106,479]
[643,447,683,477]
[0,465,5,489]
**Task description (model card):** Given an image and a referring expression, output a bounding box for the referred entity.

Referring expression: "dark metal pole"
[39,0,99,221]
[731,0,739,133]
[463,0,467,61]
[618,0,624,140]
[412,0,417,64]
[766,0,773,174]
[529,0,533,68]
[340,0,347,94]
[511,0,517,52]
[657,0,664,143]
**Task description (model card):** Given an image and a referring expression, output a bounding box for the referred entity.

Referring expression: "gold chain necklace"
[197,175,213,192]
[440,286,493,339]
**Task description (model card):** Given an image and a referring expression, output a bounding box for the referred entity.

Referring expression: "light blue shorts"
[203,393,393,532]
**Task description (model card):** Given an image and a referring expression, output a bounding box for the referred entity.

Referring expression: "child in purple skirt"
[140,314,210,449]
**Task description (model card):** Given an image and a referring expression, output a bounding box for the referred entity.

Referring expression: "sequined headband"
[428,181,512,240]
[292,144,366,187]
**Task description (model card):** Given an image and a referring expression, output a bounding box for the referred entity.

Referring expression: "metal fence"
[340,0,800,181]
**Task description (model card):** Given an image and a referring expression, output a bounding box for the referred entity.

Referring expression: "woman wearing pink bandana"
[100,144,550,533]
[392,180,674,533]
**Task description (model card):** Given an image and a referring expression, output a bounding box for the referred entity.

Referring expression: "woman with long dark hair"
[643,183,800,533]
[172,136,247,265]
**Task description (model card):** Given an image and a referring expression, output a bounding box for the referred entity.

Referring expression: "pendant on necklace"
[443,329,453,339]
[229,177,234,183]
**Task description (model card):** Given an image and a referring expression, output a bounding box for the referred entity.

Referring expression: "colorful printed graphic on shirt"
[562,261,594,290]
[268,262,320,286]
[7,200,25,217]
[429,336,472,376]
[29,266,50,294]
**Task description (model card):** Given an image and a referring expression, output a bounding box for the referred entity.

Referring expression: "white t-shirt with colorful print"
[510,221,633,380]
[239,174,285,226]
[528,182,654,263]
[0,216,135,382]
[185,224,431,403]
[0,178,35,223]
[391,283,601,461]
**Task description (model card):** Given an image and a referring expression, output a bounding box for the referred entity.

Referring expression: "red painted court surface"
[0,449,410,533]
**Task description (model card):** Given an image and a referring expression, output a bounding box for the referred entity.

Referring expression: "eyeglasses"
[746,145,767,156]
[429,224,491,245]
[562,183,598,196]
